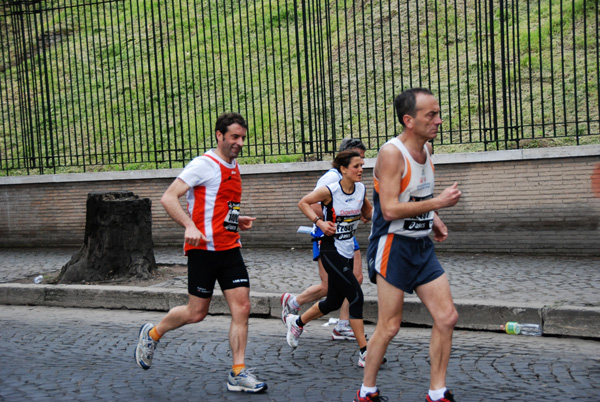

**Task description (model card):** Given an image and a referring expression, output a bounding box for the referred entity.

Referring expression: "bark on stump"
[58,191,156,284]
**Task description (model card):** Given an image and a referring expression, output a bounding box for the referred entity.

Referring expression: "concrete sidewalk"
[0,247,598,338]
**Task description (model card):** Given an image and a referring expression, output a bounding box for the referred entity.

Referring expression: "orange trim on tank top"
[400,158,411,192]
[379,233,395,278]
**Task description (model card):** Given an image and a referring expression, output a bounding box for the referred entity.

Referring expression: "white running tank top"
[369,137,435,240]
[321,180,366,258]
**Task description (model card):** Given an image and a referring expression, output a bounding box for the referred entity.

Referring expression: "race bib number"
[224,201,240,232]
[335,215,361,240]
[403,194,434,231]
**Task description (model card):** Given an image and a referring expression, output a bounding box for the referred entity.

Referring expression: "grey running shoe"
[331,323,356,340]
[285,314,303,348]
[280,293,299,325]
[135,323,158,370]
[358,349,387,368]
[226,368,268,393]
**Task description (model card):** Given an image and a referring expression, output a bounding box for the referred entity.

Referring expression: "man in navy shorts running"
[355,89,462,402]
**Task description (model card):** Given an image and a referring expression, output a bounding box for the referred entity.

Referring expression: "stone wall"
[1,145,599,255]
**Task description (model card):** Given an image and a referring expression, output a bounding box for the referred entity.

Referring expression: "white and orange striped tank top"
[178,150,242,252]
[369,137,435,240]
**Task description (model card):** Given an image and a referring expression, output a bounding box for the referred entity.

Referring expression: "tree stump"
[58,191,156,284]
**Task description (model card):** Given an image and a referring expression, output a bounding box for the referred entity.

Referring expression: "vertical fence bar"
[595,0,600,137]
[379,0,387,143]
[300,0,312,157]
[559,0,567,138]
[124,0,136,165]
[352,0,361,144]
[268,0,281,156]
[434,1,442,135]
[443,0,452,142]
[280,0,293,155]
[571,0,579,144]
[387,0,396,145]
[488,0,499,150]
[1,5,13,173]
[336,0,345,142]
[573,0,598,145]
[362,1,370,141]
[170,0,182,164]
[463,0,473,143]
[261,0,271,162]
[114,1,125,167]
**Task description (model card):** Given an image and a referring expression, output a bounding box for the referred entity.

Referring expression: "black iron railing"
[1,0,598,175]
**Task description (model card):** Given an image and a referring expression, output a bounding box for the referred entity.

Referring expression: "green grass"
[0,0,598,175]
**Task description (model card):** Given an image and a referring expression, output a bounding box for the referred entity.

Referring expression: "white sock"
[290,296,301,310]
[360,384,378,398]
[428,387,447,401]
[337,319,349,329]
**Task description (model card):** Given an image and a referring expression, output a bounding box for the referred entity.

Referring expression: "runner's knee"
[318,297,344,315]
[232,298,251,317]
[187,307,208,323]
[348,291,364,319]
[434,307,458,331]
[378,318,402,340]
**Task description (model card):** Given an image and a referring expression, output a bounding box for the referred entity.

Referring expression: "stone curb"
[1,284,598,339]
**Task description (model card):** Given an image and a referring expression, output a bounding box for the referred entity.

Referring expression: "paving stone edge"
[1,284,598,339]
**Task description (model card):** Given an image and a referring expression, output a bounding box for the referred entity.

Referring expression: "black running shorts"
[187,248,250,298]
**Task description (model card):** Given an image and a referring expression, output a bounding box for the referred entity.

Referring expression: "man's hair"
[332,150,361,173]
[394,88,433,127]
[215,112,248,141]
[338,138,367,152]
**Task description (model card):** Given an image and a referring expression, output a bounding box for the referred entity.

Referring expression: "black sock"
[360,346,367,353]
[296,317,305,327]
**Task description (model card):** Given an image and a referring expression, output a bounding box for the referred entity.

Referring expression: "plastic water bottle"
[501,321,542,336]
[297,226,313,235]
[33,275,44,284]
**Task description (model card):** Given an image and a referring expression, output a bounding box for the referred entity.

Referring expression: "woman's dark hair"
[332,150,361,173]
[394,88,433,127]
[339,138,367,152]
[215,112,248,141]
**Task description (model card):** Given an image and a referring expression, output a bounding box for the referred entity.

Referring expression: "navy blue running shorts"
[187,248,249,298]
[367,234,444,294]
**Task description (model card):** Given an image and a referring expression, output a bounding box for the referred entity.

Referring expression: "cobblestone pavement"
[1,306,598,401]
[2,247,598,308]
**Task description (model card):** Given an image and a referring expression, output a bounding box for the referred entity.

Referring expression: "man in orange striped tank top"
[134,112,267,394]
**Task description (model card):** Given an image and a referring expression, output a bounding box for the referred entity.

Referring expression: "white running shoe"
[227,368,268,393]
[135,323,158,370]
[331,323,356,340]
[285,314,303,348]
[280,293,299,325]
[358,349,388,368]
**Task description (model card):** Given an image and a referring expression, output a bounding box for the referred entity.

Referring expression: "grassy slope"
[0,0,598,174]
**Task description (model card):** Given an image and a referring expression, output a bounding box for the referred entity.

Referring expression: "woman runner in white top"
[285,150,374,367]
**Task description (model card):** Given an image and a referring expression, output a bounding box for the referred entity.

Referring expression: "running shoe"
[135,323,158,370]
[226,368,268,393]
[426,390,456,402]
[280,293,299,325]
[331,323,356,340]
[358,349,388,368]
[285,314,303,348]
[354,389,388,401]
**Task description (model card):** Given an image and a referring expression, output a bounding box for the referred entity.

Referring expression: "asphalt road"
[1,306,598,401]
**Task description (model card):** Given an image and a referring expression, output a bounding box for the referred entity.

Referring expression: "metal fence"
[1,0,599,175]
